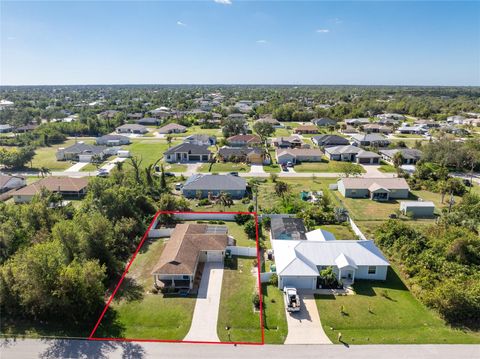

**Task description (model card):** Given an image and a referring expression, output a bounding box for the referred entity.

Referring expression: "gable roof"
[158,123,187,133]
[312,134,349,146]
[276,148,323,157]
[14,177,89,196]
[227,134,261,144]
[218,146,262,158]
[325,145,364,155]
[379,148,423,160]
[164,143,211,155]
[340,177,410,190]
[183,174,246,191]
[58,143,106,155]
[152,224,228,275]
[116,124,147,131]
[351,133,388,142]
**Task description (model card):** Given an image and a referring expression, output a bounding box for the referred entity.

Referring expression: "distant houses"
[183,134,216,146]
[311,118,337,127]
[217,147,265,165]
[312,134,350,147]
[182,174,247,199]
[136,117,161,126]
[350,133,390,147]
[0,124,13,133]
[96,134,131,146]
[271,135,303,149]
[294,124,319,134]
[227,134,261,147]
[164,143,212,163]
[157,123,187,134]
[116,124,148,134]
[276,148,323,165]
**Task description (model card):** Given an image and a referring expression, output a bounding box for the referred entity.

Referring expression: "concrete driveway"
[250,164,265,174]
[361,164,396,178]
[183,261,224,342]
[284,293,332,344]
[64,162,89,172]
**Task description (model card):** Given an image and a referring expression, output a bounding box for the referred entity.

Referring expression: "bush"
[269,273,278,286]
[198,199,211,206]
[252,293,262,309]
[235,214,252,225]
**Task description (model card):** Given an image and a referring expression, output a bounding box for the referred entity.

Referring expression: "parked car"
[229,172,239,177]
[175,183,183,190]
[283,287,301,312]
[97,169,109,177]
[164,172,175,177]
[286,161,294,167]
[282,164,289,172]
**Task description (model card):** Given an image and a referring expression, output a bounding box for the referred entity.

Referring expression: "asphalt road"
[1,339,479,359]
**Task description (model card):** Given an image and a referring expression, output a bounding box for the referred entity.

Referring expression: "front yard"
[262,284,288,344]
[198,162,250,173]
[217,257,262,343]
[315,267,480,344]
[293,160,365,174]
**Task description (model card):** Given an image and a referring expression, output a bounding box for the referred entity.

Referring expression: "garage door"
[281,276,315,290]
[189,155,200,161]
[207,251,223,262]
[358,157,370,164]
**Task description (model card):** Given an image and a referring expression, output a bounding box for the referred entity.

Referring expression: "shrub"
[235,214,252,225]
[198,199,211,206]
[252,293,262,309]
[269,273,278,286]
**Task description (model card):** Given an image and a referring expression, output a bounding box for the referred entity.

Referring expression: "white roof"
[306,228,336,241]
[400,201,435,208]
[272,239,389,277]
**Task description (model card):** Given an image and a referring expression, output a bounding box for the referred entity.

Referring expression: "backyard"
[315,267,480,344]
[217,257,262,343]
[224,221,257,248]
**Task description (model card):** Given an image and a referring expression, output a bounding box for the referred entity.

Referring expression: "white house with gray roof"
[164,143,212,163]
[181,174,246,199]
[56,142,108,162]
[95,134,131,146]
[379,148,423,165]
[325,145,381,164]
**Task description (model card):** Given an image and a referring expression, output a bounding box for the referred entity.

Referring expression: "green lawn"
[263,164,281,173]
[30,139,95,171]
[198,162,250,173]
[125,139,181,167]
[294,161,364,173]
[224,221,256,247]
[274,128,291,137]
[262,284,288,344]
[319,224,356,240]
[411,190,461,210]
[217,257,262,343]
[98,238,196,340]
[164,163,187,172]
[378,162,397,173]
[169,125,222,138]
[315,267,480,344]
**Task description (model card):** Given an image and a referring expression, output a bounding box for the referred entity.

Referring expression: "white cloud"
[256,40,268,44]
[177,21,187,27]
[214,0,232,5]
[316,29,330,33]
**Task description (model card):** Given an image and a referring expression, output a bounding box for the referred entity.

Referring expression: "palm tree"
[39,166,51,178]
[216,192,233,209]
[274,181,289,197]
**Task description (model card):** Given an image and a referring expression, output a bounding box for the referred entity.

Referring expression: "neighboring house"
[217,147,264,165]
[312,134,350,147]
[127,112,144,120]
[447,115,466,125]
[362,124,393,134]
[272,230,390,289]
[0,175,26,193]
[56,142,108,162]
[227,113,246,121]
[227,134,262,147]
[414,119,440,128]
[325,145,381,164]
[136,117,161,126]
[337,177,410,201]
[276,148,323,165]
[341,125,359,134]
[397,125,427,135]
[400,201,435,218]
[164,143,212,163]
[376,113,405,121]
[151,223,230,290]
[294,125,319,134]
[270,217,307,240]
[255,117,283,128]
[0,124,13,133]
[150,109,172,119]
[157,123,187,134]
[15,124,37,133]
[311,118,337,127]
[344,118,370,127]
[271,135,303,149]
[183,134,216,146]
[379,148,423,165]
[350,133,390,147]
[182,174,247,199]
[13,177,89,203]
[116,124,148,134]
[95,134,131,146]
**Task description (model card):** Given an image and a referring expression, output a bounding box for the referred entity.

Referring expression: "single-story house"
[400,201,435,218]
[414,119,440,128]
[271,217,307,241]
[271,135,303,149]
[341,125,359,134]
[350,133,390,147]
[344,118,370,127]
[0,174,26,193]
[312,134,350,147]
[294,125,319,134]
[183,134,216,146]
[217,147,264,164]
[379,148,423,165]
[150,109,172,119]
[182,174,247,199]
[15,124,37,133]
[151,223,230,290]
[136,117,161,126]
[164,143,212,163]
[116,124,148,134]
[272,237,390,289]
[157,123,187,134]
[447,115,466,125]
[56,142,108,162]
[127,112,144,120]
[362,124,393,134]
[276,148,323,165]
[311,118,337,127]
[0,124,13,133]
[13,177,89,203]
[227,134,262,147]
[337,177,410,201]
[397,125,427,135]
[376,113,405,121]
[325,145,380,164]
[95,134,131,146]
[255,117,283,128]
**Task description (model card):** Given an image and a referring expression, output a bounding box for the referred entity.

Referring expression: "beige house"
[337,177,410,201]
[276,148,324,164]
[13,177,89,203]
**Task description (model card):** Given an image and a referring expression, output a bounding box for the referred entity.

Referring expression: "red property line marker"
[88,211,264,345]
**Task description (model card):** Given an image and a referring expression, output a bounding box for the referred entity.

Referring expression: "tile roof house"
[182,174,247,199]
[362,123,393,134]
[183,134,216,146]
[350,133,390,147]
[13,177,89,203]
[227,134,262,147]
[217,147,265,165]
[275,148,324,164]
[164,143,212,163]
[337,177,410,201]
[116,124,149,134]
[325,145,381,164]
[312,134,350,147]
[255,117,283,128]
[294,124,319,134]
[379,148,423,165]
[151,223,229,290]
[0,174,25,193]
[56,142,108,162]
[95,134,131,146]
[157,123,187,134]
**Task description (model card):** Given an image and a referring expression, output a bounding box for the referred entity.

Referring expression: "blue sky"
[1,1,479,86]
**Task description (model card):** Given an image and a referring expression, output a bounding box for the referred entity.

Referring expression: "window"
[182,275,190,280]
[368,266,376,275]
[351,190,357,194]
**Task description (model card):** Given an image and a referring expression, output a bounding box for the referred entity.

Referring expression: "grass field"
[315,267,480,344]
[30,139,95,171]
[198,162,250,173]
[217,257,262,343]
[170,126,222,138]
[98,238,196,340]
[262,284,288,344]
[125,139,181,167]
[378,163,397,173]
[293,161,364,173]
[164,163,187,172]
[274,128,291,137]
[263,164,281,173]
[319,224,356,239]
[224,221,256,248]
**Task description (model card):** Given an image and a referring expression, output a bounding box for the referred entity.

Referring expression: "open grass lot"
[319,224,356,239]
[30,139,94,171]
[224,221,256,248]
[262,284,288,344]
[263,164,281,173]
[294,160,364,173]
[99,238,196,340]
[125,139,181,167]
[315,267,480,344]
[274,128,291,137]
[198,162,250,173]
[170,125,222,138]
[217,257,262,343]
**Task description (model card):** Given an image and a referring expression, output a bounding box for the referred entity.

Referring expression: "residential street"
[1,339,479,359]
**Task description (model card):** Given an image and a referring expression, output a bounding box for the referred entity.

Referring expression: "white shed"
[400,201,435,218]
